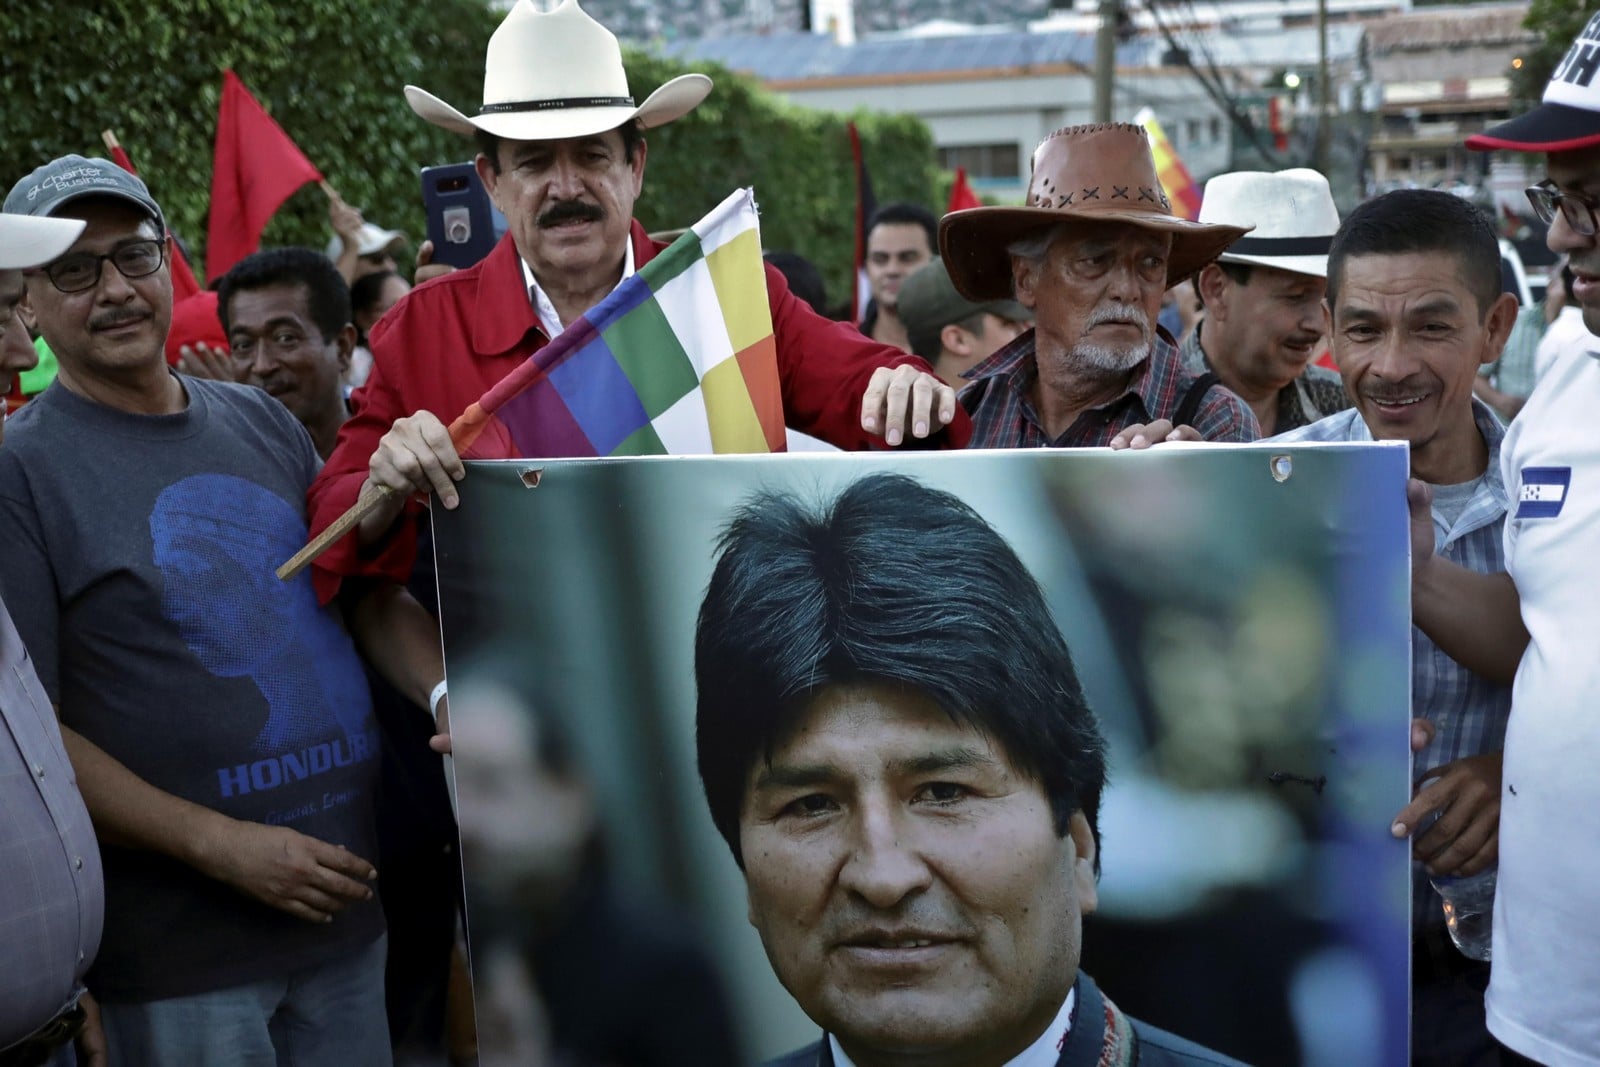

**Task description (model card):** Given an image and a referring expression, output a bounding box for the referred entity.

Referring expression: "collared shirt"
[1532,304,1595,387]
[309,226,966,603]
[960,328,1259,447]
[0,599,102,1049]
[1273,399,1512,955]
[1483,302,1546,400]
[1178,325,1350,434]
[520,241,636,341]
[828,987,1077,1067]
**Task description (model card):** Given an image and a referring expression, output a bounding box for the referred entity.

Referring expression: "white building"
[666,30,1233,202]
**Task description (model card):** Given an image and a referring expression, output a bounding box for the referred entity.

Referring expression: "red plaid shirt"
[959,329,1260,447]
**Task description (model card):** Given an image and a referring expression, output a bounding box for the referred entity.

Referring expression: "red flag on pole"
[947,167,982,213]
[101,130,202,301]
[846,121,877,326]
[206,70,323,283]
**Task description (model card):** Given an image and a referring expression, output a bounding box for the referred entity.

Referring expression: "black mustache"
[88,309,147,330]
[538,201,604,228]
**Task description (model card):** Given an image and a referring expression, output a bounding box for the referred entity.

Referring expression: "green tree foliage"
[0,1,936,300]
[1513,0,1600,106]
[0,0,498,274]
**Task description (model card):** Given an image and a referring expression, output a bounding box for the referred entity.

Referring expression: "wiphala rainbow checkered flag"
[452,187,785,460]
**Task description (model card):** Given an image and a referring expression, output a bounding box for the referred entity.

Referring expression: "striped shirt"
[960,329,1259,447]
[1274,400,1512,956]
[1178,325,1351,434]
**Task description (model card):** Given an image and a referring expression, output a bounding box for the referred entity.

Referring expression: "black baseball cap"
[1468,22,1600,152]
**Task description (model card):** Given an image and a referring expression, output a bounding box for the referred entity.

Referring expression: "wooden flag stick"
[101,129,120,154]
[318,180,342,203]
[275,481,399,582]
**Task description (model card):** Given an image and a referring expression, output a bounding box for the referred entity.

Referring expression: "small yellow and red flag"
[1134,107,1202,221]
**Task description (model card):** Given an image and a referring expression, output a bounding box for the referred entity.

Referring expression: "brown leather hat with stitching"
[940,123,1251,301]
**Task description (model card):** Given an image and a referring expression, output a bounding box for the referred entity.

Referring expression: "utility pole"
[1315,0,1331,172]
[1095,0,1118,123]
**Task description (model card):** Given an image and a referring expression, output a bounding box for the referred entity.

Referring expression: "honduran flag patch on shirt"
[1516,467,1572,519]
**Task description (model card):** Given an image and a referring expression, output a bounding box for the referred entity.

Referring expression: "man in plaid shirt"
[939,122,1258,447]
[1273,189,1516,1067]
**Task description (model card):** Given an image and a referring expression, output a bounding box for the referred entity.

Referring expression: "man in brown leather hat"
[942,123,1260,446]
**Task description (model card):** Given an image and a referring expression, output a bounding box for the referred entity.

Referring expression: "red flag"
[206,70,323,282]
[847,121,877,326]
[947,167,982,213]
[102,131,202,301]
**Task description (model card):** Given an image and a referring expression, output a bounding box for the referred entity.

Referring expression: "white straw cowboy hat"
[405,0,712,142]
[942,123,1250,301]
[1200,169,1340,279]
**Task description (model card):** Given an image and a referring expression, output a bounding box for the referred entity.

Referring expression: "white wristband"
[429,679,449,721]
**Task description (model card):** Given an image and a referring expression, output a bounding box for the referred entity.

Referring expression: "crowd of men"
[1,0,1597,1063]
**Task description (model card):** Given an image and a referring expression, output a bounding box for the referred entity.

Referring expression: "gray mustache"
[1085,303,1149,333]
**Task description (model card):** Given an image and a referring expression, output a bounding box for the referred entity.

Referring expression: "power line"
[1137,0,1287,164]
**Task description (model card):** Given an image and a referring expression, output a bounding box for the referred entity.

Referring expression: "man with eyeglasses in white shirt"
[1407,22,1600,1065]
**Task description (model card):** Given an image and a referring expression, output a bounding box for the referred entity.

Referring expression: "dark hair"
[1193,260,1252,312]
[1326,190,1502,315]
[906,309,989,362]
[350,270,402,318]
[867,201,938,251]
[694,473,1107,870]
[476,120,644,174]
[1563,262,1577,303]
[216,247,351,343]
[764,250,829,317]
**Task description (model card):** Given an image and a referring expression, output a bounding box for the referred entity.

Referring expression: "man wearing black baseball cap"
[1406,25,1600,1066]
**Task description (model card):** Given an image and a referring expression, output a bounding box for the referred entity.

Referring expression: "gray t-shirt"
[1430,475,1483,543]
[0,376,381,1002]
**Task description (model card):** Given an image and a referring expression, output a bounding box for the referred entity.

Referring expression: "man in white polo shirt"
[1406,21,1600,1065]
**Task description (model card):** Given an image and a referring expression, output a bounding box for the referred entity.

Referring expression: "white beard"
[1066,339,1151,372]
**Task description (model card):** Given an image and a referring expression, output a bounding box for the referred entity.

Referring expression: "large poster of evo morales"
[431,444,1412,1067]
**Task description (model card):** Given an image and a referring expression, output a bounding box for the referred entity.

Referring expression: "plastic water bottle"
[1430,867,1496,961]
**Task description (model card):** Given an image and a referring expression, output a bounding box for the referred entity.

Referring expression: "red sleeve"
[305,316,427,605]
[765,263,972,451]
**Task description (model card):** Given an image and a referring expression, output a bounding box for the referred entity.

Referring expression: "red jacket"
[306,222,969,601]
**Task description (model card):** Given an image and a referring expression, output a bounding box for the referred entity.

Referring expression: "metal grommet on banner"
[1271,455,1293,483]
[520,467,544,489]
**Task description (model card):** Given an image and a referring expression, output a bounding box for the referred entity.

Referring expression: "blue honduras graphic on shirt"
[149,473,375,766]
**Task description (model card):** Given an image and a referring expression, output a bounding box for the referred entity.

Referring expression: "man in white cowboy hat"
[1178,169,1349,437]
[0,210,108,1067]
[1393,21,1600,1065]
[942,122,1259,448]
[306,0,968,609]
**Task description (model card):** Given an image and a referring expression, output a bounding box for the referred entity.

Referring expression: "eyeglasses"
[1526,181,1600,238]
[40,238,166,293]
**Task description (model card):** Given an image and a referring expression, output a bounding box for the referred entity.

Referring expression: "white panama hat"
[405,0,712,143]
[1199,169,1340,279]
[324,223,408,262]
[0,214,86,270]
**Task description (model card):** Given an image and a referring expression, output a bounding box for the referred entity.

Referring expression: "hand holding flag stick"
[275,186,958,583]
[278,187,787,582]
